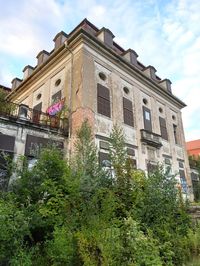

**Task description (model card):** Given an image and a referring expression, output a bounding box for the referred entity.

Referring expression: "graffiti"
[47,99,65,116]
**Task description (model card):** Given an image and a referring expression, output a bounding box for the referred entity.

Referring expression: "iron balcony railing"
[0,100,68,136]
[140,129,162,148]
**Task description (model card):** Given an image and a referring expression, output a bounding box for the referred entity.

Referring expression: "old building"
[1,19,192,198]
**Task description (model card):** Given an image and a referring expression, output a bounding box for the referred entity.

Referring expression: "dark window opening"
[123,97,134,127]
[99,152,110,167]
[99,72,106,81]
[179,169,187,193]
[97,83,111,118]
[147,162,157,174]
[33,102,42,124]
[159,117,168,140]
[52,90,61,104]
[173,124,178,144]
[0,151,13,191]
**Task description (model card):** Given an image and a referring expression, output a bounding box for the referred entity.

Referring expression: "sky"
[0,0,199,141]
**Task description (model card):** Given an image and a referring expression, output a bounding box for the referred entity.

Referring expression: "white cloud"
[0,0,199,140]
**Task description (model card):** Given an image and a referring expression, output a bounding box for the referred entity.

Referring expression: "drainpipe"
[64,41,74,158]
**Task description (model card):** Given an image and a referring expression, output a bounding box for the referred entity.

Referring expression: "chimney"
[23,65,34,79]
[122,49,138,66]
[159,79,172,94]
[36,50,50,66]
[96,27,115,48]
[143,65,157,80]
[11,78,22,90]
[53,31,68,50]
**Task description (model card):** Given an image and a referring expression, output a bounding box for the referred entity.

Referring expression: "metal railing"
[0,99,68,135]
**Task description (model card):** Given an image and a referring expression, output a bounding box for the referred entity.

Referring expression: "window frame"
[97,83,111,118]
[123,97,134,127]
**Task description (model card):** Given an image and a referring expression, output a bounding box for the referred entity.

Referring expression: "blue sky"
[0,0,200,141]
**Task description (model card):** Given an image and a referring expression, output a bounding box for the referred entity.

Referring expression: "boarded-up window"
[123,97,134,127]
[143,106,152,132]
[33,102,42,124]
[159,117,168,140]
[0,135,15,152]
[52,90,61,103]
[97,83,111,117]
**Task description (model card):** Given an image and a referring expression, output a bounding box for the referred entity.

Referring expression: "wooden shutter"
[123,97,134,127]
[143,106,152,132]
[159,117,168,140]
[97,83,111,117]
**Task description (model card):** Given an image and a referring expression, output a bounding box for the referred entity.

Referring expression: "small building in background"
[186,140,200,201]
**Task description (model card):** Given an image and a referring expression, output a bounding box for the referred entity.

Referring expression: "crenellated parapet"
[10,18,173,96]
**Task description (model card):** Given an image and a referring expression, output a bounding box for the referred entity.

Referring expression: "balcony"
[0,99,68,136]
[140,129,162,148]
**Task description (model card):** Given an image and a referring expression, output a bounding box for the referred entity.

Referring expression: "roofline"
[8,21,186,109]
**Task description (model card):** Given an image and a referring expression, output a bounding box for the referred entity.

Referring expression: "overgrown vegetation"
[0,120,200,265]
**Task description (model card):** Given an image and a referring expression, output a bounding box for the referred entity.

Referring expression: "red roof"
[186,140,200,157]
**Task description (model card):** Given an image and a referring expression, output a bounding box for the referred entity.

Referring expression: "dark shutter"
[123,97,134,127]
[25,134,64,157]
[33,102,42,124]
[0,135,15,152]
[52,90,61,103]
[97,83,111,117]
[143,106,152,132]
[159,117,168,140]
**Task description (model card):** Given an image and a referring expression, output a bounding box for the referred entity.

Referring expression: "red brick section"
[186,139,200,157]
[69,107,95,154]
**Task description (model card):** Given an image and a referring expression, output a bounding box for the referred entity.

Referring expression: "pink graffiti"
[47,100,64,116]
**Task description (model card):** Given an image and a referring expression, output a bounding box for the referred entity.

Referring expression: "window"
[97,83,111,117]
[159,117,168,140]
[173,124,178,144]
[179,169,187,193]
[123,86,129,94]
[99,72,107,81]
[32,102,42,124]
[143,106,152,132]
[0,151,13,191]
[123,97,134,127]
[55,79,61,87]
[147,162,157,174]
[52,90,61,104]
[99,151,110,167]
